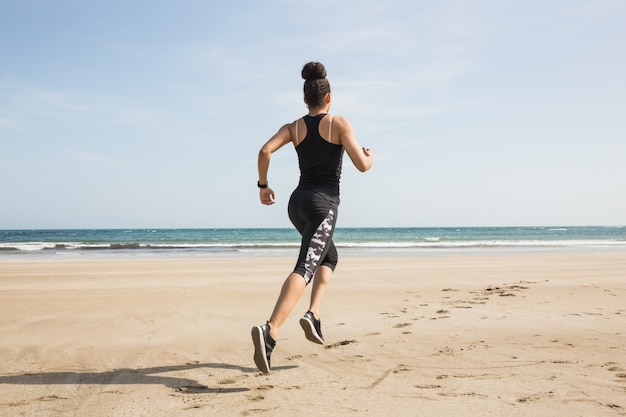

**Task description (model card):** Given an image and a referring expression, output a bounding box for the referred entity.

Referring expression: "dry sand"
[1,252,625,416]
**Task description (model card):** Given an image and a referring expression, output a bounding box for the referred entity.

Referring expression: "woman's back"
[295,114,344,196]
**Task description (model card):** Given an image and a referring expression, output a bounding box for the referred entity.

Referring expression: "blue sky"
[1,0,624,229]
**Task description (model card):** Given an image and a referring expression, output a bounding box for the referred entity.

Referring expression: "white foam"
[336,239,626,249]
[2,237,625,254]
[0,242,54,251]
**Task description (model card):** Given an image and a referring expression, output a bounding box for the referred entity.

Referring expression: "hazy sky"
[1,0,624,229]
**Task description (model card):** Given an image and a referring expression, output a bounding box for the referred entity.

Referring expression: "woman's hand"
[260,187,276,205]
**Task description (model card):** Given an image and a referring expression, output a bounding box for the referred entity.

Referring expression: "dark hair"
[302,61,331,107]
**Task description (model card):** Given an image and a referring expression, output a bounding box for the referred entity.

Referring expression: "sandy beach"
[0,252,625,416]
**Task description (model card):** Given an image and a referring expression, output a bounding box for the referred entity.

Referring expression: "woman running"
[252,61,374,374]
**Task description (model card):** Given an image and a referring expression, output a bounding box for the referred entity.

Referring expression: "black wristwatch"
[257,181,268,189]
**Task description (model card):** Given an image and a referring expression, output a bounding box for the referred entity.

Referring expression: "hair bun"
[301,62,327,80]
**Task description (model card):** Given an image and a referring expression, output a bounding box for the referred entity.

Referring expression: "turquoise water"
[1,226,625,258]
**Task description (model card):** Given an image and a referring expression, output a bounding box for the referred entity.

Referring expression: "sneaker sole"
[299,317,324,345]
[251,326,270,374]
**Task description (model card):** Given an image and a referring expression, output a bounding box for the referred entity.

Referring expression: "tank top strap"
[328,115,334,144]
[294,117,306,146]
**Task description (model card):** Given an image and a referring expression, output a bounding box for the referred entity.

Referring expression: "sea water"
[1,226,625,259]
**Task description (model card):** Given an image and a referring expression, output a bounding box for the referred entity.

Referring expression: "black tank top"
[295,114,344,196]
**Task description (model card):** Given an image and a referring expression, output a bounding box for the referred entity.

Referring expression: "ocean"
[1,226,625,259]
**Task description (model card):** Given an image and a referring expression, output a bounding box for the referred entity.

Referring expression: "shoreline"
[2,226,625,260]
[2,243,626,262]
[1,251,625,416]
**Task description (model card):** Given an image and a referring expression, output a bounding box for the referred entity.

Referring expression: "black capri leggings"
[288,189,339,285]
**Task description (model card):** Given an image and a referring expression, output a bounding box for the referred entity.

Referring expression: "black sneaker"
[299,311,324,344]
[251,323,275,374]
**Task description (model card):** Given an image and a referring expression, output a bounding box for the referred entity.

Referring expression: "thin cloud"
[0,116,18,130]
[72,150,129,165]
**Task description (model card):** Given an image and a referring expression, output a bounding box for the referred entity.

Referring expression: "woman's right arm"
[258,123,293,205]
[335,116,374,172]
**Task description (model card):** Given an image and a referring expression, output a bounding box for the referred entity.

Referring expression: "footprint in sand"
[437,347,455,356]
[219,374,249,385]
[362,364,410,389]
[248,395,264,402]
[241,408,277,416]
[325,340,357,349]
[517,391,555,403]
[177,385,211,393]
[246,387,272,401]
[435,310,451,319]
[603,363,626,382]
[219,378,237,385]
[415,384,443,389]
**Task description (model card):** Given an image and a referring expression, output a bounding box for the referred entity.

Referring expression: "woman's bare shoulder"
[329,115,353,135]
